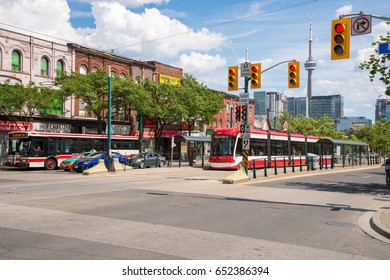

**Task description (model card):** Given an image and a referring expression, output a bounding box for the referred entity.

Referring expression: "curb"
[370,208,390,240]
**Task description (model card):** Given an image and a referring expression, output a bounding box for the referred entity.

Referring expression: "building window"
[79,64,87,75]
[41,57,49,76]
[120,73,126,79]
[56,60,64,76]
[91,67,98,72]
[12,50,21,71]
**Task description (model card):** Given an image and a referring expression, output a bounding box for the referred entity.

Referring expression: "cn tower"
[304,17,316,117]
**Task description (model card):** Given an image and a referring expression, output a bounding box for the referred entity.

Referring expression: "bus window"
[48,138,62,154]
[112,140,121,149]
[91,139,104,151]
[80,139,90,152]
[64,138,78,153]
[31,139,44,153]
[8,138,30,154]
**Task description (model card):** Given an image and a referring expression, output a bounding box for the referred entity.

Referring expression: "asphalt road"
[0,165,389,260]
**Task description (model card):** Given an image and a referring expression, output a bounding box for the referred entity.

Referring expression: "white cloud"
[81,0,170,8]
[86,2,226,59]
[335,5,353,17]
[0,0,78,42]
[177,52,227,73]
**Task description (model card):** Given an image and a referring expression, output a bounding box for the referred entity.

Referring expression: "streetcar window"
[250,138,266,156]
[291,142,305,155]
[271,140,288,156]
[211,135,235,156]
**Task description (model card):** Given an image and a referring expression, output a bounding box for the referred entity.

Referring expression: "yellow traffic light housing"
[250,63,261,89]
[288,61,300,88]
[331,18,350,60]
[228,66,238,91]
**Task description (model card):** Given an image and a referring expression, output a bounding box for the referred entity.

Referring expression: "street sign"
[240,62,251,77]
[351,15,371,36]
[240,124,250,139]
[239,92,249,104]
[242,139,250,151]
[378,42,390,55]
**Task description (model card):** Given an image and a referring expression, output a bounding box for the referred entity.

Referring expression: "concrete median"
[222,164,250,184]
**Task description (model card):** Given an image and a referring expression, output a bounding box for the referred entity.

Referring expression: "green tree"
[358,119,390,155]
[360,22,390,95]
[277,111,344,139]
[178,73,224,135]
[140,78,184,147]
[0,81,59,130]
[56,68,110,133]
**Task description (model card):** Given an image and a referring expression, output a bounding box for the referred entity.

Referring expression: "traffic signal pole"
[243,75,250,175]
[228,54,299,176]
[339,11,390,21]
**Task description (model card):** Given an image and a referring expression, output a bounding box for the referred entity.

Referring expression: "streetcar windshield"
[210,134,236,156]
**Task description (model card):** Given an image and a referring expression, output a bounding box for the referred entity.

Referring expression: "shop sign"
[33,122,71,133]
[0,121,32,132]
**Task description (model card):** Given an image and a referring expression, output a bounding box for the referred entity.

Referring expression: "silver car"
[130,153,166,168]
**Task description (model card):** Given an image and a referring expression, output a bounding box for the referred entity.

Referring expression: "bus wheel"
[44,158,57,170]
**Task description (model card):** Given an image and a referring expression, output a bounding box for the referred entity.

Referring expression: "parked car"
[130,153,166,168]
[60,151,95,171]
[72,151,129,173]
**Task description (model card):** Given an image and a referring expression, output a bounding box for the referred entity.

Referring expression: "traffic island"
[222,164,250,184]
[83,159,109,175]
[113,158,132,172]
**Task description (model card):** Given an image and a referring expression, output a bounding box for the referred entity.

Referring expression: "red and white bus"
[209,128,322,169]
[5,131,140,170]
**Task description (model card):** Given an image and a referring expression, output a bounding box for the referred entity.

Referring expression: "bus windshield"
[211,134,236,156]
[8,138,31,155]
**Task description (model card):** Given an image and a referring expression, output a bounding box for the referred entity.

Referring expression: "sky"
[0,0,389,121]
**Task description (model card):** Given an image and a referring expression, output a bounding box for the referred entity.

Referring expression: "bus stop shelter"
[317,138,369,168]
[174,135,211,167]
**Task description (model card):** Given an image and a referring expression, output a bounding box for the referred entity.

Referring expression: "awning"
[174,135,211,143]
[317,137,368,146]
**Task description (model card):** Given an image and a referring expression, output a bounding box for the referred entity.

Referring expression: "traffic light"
[235,106,241,121]
[228,66,238,91]
[250,63,261,89]
[288,61,300,88]
[241,105,247,121]
[331,18,350,60]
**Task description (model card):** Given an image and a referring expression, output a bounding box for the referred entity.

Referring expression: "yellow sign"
[159,74,181,85]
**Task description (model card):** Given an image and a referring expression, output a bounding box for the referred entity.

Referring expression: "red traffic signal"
[241,105,247,121]
[250,63,261,89]
[228,66,238,91]
[288,62,300,88]
[331,18,350,60]
[235,106,241,121]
